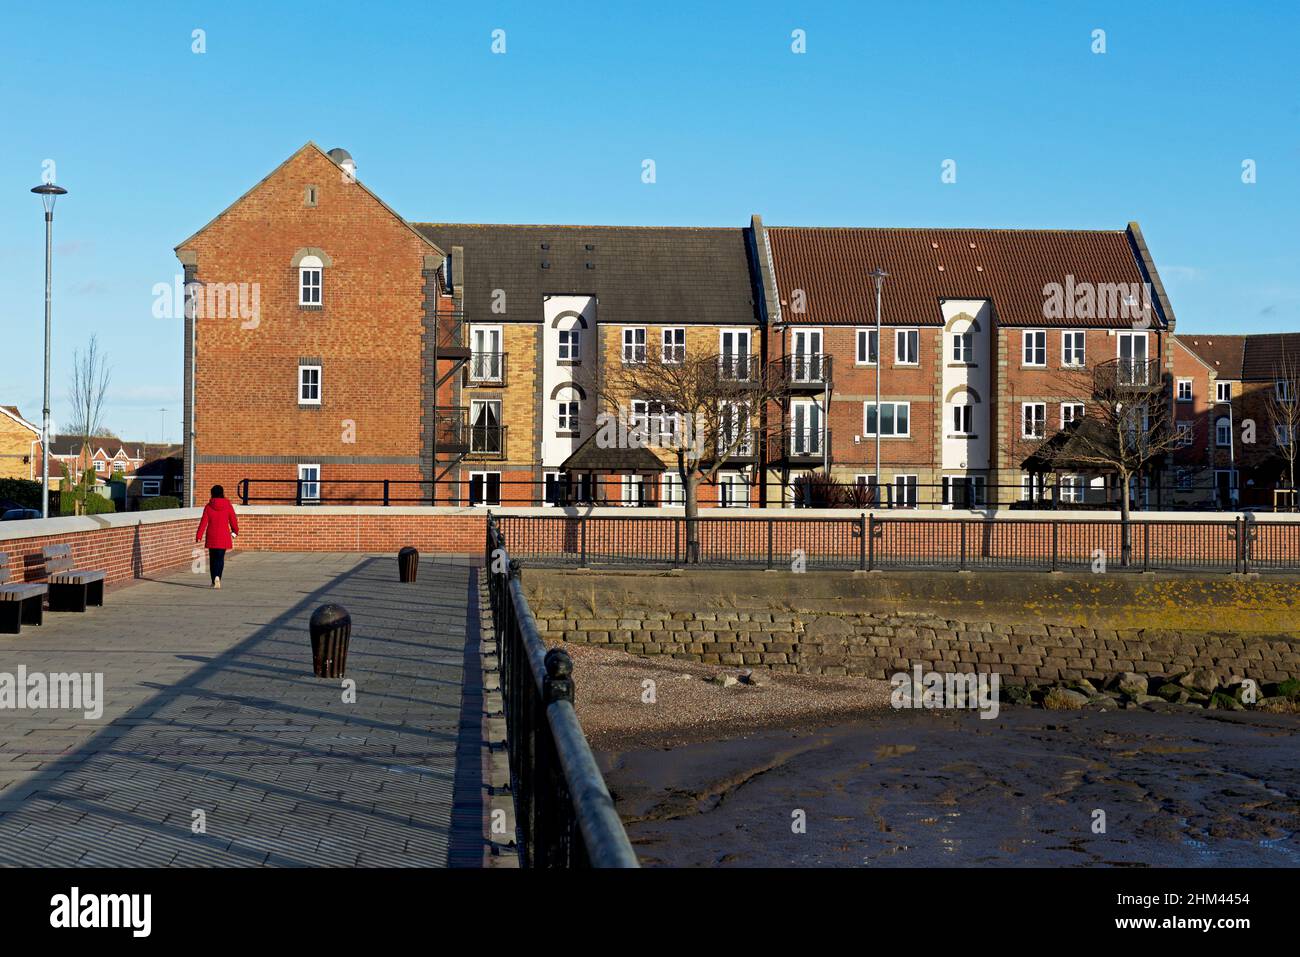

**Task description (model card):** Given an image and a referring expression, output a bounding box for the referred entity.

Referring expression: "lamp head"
[31,183,68,214]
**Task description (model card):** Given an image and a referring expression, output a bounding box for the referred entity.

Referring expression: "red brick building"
[180,145,1203,511]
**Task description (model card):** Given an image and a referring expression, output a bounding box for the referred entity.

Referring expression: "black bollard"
[309,604,352,678]
[398,546,419,583]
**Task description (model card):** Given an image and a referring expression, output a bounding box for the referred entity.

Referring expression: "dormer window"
[299,255,323,306]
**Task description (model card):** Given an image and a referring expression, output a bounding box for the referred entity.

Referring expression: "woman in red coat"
[196,485,239,589]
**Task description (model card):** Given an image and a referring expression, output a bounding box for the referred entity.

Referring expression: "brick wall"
[0,511,203,586]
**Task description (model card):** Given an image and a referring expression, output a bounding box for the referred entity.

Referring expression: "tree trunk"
[684,471,700,564]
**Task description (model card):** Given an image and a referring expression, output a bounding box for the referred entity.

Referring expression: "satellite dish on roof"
[327,147,356,180]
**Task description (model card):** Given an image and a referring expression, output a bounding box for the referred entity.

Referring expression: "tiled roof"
[412,224,761,326]
[765,226,1165,327]
[1177,335,1247,379]
[559,433,665,473]
[1242,333,1300,380]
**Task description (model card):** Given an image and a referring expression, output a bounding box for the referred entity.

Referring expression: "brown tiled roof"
[1177,334,1246,379]
[1242,333,1300,380]
[766,226,1165,327]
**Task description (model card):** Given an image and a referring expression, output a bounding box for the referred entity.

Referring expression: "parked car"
[0,508,41,521]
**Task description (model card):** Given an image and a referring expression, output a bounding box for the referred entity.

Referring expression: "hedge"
[139,496,181,511]
[0,478,44,510]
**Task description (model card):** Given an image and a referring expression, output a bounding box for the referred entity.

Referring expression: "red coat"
[196,498,239,549]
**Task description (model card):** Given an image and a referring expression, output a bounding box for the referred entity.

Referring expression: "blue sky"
[1,0,1297,441]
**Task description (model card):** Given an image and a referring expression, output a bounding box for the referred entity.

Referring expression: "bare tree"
[1263,347,1300,504]
[66,335,112,510]
[594,350,793,562]
[1024,362,1184,564]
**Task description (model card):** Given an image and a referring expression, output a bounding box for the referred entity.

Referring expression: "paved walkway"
[0,552,487,867]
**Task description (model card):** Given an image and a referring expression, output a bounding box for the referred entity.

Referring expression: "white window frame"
[719,328,752,380]
[1058,473,1085,504]
[864,401,910,438]
[717,471,749,509]
[298,258,323,306]
[952,330,974,364]
[1020,473,1046,503]
[1216,381,1232,403]
[1062,331,1086,368]
[298,464,320,503]
[1176,378,1193,402]
[1022,330,1047,367]
[1061,402,1085,429]
[556,398,580,433]
[856,328,878,366]
[1022,402,1046,439]
[1215,416,1232,447]
[1279,424,1292,447]
[619,474,646,507]
[893,474,918,509]
[1277,379,1294,402]
[468,471,501,507]
[941,475,986,509]
[894,328,919,366]
[622,327,647,364]
[469,325,503,382]
[141,479,161,497]
[660,472,684,508]
[557,327,581,362]
[661,327,685,363]
[298,364,322,405]
[543,471,564,507]
[1176,422,1193,447]
[951,404,974,436]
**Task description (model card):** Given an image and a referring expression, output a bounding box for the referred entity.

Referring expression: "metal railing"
[1095,356,1161,392]
[485,514,638,868]
[466,352,507,386]
[496,512,1296,574]
[781,353,832,387]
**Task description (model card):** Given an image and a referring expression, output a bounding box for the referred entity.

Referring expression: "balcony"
[436,314,470,360]
[780,353,832,391]
[465,352,507,387]
[432,407,469,455]
[1094,357,1161,396]
[467,424,507,460]
[716,354,760,387]
[700,428,759,464]
[768,428,831,465]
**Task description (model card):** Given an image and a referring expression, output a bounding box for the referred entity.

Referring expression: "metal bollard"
[398,546,419,583]
[309,604,352,678]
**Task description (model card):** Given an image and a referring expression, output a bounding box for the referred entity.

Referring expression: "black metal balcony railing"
[433,407,469,454]
[768,428,830,462]
[1095,357,1161,393]
[703,427,758,462]
[435,315,469,358]
[467,352,507,386]
[717,354,758,384]
[782,353,832,388]
[469,424,507,458]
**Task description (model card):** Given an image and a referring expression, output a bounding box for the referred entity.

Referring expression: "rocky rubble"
[1003,671,1300,713]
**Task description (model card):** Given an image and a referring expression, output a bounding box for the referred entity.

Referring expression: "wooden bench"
[0,552,48,634]
[42,544,106,613]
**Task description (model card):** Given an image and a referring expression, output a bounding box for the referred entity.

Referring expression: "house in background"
[121,451,185,507]
[1175,333,1300,508]
[0,406,41,481]
[48,436,170,488]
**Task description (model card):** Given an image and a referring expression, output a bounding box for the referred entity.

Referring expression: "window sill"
[556,430,580,438]
[556,359,581,366]
[298,304,324,312]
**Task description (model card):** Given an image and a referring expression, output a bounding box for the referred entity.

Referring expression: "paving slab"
[0,552,486,867]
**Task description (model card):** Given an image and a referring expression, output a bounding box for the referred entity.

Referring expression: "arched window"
[298,255,323,306]
[1215,417,1231,448]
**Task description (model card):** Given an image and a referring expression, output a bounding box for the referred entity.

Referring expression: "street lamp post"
[31,182,68,519]
[869,267,888,505]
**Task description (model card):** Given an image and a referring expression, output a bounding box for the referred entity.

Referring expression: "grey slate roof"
[413,224,761,326]
[560,433,665,473]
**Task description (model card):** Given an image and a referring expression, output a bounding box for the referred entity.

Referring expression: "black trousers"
[209,548,226,583]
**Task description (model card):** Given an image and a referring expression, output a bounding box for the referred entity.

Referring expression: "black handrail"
[484,514,638,868]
